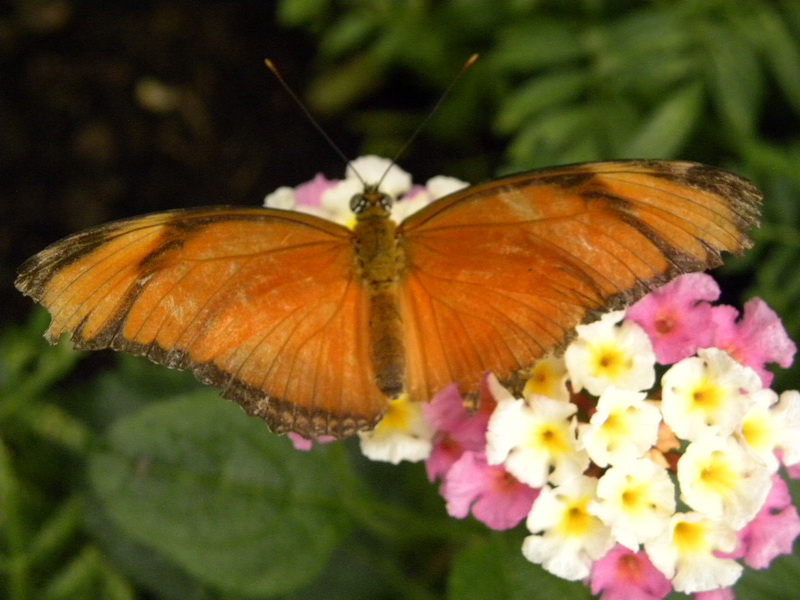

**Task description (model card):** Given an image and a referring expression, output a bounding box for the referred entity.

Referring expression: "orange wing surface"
[396,160,761,401]
[16,207,384,438]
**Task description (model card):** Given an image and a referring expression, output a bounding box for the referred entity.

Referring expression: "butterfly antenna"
[377,53,479,189]
[264,59,367,187]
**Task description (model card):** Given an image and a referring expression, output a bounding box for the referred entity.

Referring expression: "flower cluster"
[273,158,800,598]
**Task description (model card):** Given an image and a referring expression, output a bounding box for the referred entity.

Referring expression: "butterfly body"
[16,160,761,438]
[352,186,406,398]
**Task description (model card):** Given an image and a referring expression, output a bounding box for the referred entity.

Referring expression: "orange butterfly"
[15,159,761,438]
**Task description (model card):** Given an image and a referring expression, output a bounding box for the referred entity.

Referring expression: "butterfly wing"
[396,160,761,400]
[16,207,385,438]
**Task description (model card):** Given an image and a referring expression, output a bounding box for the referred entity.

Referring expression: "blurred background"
[2,1,799,599]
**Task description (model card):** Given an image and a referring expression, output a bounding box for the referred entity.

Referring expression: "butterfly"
[15,159,761,439]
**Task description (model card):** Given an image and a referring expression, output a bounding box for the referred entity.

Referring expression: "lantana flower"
[565,310,656,395]
[677,434,771,529]
[523,476,615,581]
[358,395,434,464]
[711,298,797,386]
[590,545,672,600]
[578,387,661,467]
[440,450,538,530]
[589,458,676,549]
[485,376,589,488]
[729,474,800,569]
[522,355,570,401]
[626,272,720,364]
[661,348,761,441]
[264,155,467,228]
[269,162,800,599]
[739,388,800,471]
[644,512,742,593]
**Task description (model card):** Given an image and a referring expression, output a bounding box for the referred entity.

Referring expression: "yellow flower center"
[689,379,723,412]
[698,451,737,494]
[620,482,648,512]
[558,499,593,537]
[377,395,411,431]
[524,362,554,397]
[532,423,569,455]
[741,413,773,451]
[673,520,709,554]
[599,411,630,439]
[590,344,628,380]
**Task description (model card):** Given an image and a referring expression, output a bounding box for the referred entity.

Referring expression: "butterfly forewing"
[396,160,761,401]
[16,207,386,438]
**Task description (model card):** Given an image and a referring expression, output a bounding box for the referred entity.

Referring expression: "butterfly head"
[350,185,394,219]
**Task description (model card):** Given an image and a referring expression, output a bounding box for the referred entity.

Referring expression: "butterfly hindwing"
[396,160,761,401]
[16,207,386,438]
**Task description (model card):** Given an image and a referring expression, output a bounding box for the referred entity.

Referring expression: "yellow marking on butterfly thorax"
[353,189,406,398]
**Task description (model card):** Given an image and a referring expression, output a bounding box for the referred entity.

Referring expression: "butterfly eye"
[350,192,393,214]
[378,193,393,212]
[350,193,367,214]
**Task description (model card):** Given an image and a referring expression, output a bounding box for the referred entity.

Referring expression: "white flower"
[262,185,296,209]
[262,156,450,229]
[523,476,615,581]
[425,175,469,199]
[565,311,656,396]
[740,389,800,471]
[523,356,569,402]
[661,348,761,441]
[359,395,433,464]
[315,156,412,227]
[677,434,770,529]
[645,512,742,593]
[486,377,588,488]
[391,175,468,222]
[320,178,361,226]
[589,458,676,549]
[346,155,412,198]
[578,387,661,467]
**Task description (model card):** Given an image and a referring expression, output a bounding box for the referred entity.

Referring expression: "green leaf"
[752,6,800,117]
[277,0,330,27]
[85,494,218,600]
[447,531,591,600]
[88,394,351,597]
[307,53,383,115]
[492,20,585,71]
[505,106,593,168]
[620,82,703,158]
[703,23,763,138]
[320,13,378,59]
[495,70,587,135]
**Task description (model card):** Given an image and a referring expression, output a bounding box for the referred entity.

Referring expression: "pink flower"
[710,298,797,386]
[294,173,334,207]
[626,273,719,364]
[423,382,494,482]
[728,474,800,569]
[786,461,800,479]
[440,450,538,530]
[286,432,335,451]
[590,545,672,600]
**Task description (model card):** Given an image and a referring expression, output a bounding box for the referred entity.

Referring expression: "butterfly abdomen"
[353,201,406,398]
